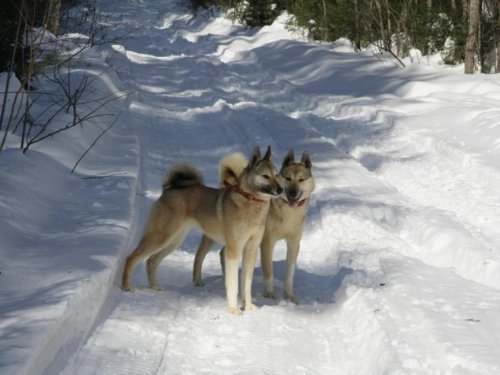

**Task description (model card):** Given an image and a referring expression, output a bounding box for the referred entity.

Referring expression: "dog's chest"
[269,202,306,235]
[243,202,268,226]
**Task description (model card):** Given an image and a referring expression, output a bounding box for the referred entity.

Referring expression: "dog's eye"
[285,177,291,181]
[262,175,270,179]
[299,178,305,182]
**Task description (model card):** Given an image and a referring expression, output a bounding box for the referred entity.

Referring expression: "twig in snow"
[71,113,120,174]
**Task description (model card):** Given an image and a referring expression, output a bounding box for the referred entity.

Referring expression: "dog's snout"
[260,182,282,196]
[275,184,283,196]
[287,188,299,199]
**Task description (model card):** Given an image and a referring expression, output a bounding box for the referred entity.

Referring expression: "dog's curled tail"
[163,164,203,189]
[219,152,248,186]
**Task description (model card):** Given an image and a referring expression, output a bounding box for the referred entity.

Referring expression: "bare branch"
[71,113,120,173]
[369,41,406,68]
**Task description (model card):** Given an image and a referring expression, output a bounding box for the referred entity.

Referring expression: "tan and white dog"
[193,149,314,304]
[261,149,314,304]
[121,146,282,314]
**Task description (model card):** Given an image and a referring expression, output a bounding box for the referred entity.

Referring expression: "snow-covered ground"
[2,0,500,374]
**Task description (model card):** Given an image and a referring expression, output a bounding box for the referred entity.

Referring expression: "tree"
[480,0,500,73]
[1,0,124,156]
[243,0,277,27]
[465,0,481,73]
[46,0,63,35]
[496,2,500,72]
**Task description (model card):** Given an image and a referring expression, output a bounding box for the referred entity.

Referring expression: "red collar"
[223,180,266,203]
[282,198,307,207]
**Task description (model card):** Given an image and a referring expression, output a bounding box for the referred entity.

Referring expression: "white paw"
[229,307,243,315]
[244,302,260,311]
[150,284,165,291]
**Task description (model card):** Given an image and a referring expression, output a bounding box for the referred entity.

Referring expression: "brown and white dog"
[193,149,314,304]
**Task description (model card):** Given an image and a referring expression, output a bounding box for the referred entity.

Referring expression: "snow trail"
[46,0,500,374]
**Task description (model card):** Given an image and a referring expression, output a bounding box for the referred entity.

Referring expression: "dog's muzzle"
[284,188,305,206]
[286,188,302,201]
[262,184,283,196]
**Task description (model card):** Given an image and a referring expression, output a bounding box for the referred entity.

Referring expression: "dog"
[121,146,282,314]
[193,149,314,304]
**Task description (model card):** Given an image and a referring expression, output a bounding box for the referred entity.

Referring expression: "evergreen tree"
[244,0,279,27]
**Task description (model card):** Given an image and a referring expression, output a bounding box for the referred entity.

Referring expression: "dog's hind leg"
[122,231,171,292]
[219,247,226,275]
[193,235,216,286]
[146,226,190,291]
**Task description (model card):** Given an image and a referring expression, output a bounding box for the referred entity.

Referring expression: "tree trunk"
[321,0,328,40]
[465,0,481,74]
[46,0,62,35]
[384,0,391,47]
[496,1,500,73]
[354,0,361,50]
[374,0,387,50]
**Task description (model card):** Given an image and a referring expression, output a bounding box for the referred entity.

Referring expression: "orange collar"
[223,180,266,203]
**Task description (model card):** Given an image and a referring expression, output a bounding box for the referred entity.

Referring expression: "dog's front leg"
[261,232,277,299]
[285,234,301,304]
[241,235,261,311]
[224,242,242,315]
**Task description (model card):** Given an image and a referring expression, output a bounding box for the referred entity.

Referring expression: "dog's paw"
[193,280,205,287]
[229,307,243,315]
[263,291,276,300]
[243,302,260,311]
[150,284,165,292]
[285,293,299,305]
[121,284,135,292]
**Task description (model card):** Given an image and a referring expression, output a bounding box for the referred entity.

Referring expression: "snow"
[1,0,500,374]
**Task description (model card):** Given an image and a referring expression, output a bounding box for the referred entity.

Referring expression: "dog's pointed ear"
[301,151,312,169]
[282,149,295,168]
[263,145,272,161]
[249,146,261,166]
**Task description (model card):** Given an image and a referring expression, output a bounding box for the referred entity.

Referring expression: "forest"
[1,0,499,85]
[219,0,500,74]
[1,0,498,153]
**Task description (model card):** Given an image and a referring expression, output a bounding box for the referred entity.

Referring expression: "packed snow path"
[52,0,500,374]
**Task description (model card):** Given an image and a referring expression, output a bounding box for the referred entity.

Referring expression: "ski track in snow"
[4,0,499,374]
